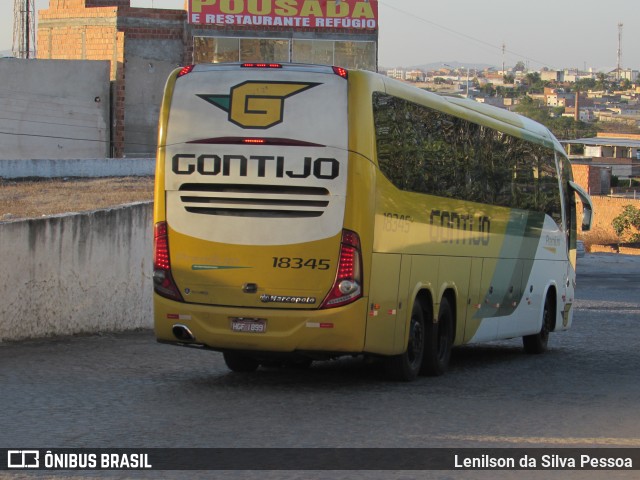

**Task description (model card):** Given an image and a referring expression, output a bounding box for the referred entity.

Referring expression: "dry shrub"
[579,227,619,251]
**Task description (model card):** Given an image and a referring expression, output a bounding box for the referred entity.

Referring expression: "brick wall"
[49,0,128,6]
[39,8,120,71]
[596,132,640,141]
[572,164,605,195]
[578,195,640,246]
[86,0,130,6]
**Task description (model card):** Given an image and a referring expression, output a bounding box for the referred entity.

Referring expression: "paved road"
[1,254,639,480]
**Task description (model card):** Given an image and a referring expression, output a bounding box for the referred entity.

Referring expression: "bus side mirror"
[569,180,593,232]
[581,205,593,232]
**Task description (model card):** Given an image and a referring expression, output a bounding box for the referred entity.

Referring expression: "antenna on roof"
[617,22,623,82]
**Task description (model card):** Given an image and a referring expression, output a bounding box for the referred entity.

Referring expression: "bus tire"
[523,294,553,354]
[223,352,260,372]
[385,301,425,382]
[421,297,453,376]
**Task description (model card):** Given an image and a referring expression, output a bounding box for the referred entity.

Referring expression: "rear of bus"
[153,63,369,367]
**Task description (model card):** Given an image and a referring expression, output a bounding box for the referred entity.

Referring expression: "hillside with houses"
[382,64,640,136]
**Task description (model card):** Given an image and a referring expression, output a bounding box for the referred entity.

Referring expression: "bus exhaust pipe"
[172,324,195,342]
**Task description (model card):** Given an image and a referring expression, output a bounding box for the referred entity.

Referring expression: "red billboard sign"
[188,0,378,31]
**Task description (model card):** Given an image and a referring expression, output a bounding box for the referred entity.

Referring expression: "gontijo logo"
[198,81,319,129]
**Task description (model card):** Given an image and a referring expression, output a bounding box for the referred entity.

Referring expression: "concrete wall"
[123,38,183,157]
[0,202,153,341]
[0,58,111,160]
[0,158,155,179]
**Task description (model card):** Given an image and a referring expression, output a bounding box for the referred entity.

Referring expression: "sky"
[1,0,638,72]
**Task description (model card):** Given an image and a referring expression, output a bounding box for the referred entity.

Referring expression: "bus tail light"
[153,222,183,302]
[321,229,362,309]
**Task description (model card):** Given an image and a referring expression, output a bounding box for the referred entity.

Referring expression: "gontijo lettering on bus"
[172,154,340,179]
[188,0,379,29]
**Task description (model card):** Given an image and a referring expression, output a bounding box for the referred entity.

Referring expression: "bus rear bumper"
[154,294,368,355]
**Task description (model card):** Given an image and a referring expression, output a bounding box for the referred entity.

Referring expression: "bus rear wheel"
[223,352,260,372]
[385,301,425,381]
[421,297,453,376]
[523,294,553,354]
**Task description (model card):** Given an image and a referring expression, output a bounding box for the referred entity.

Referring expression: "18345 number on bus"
[272,257,331,270]
[382,213,413,233]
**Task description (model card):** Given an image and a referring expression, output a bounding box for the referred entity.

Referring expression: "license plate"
[230,317,267,333]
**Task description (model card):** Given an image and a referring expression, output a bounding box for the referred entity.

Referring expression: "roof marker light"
[177,65,195,78]
[332,66,348,79]
[242,63,283,69]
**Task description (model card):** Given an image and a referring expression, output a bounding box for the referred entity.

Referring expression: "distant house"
[405,69,425,82]
[563,133,640,180]
[541,70,563,82]
[386,68,405,80]
[595,111,640,128]
[562,106,597,122]
[544,87,574,108]
[475,96,508,108]
[483,72,506,86]
[621,70,639,82]
[561,69,596,83]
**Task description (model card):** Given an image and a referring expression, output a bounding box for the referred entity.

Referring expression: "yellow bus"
[153,63,593,381]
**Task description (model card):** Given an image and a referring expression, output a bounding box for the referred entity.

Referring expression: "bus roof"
[171,63,564,154]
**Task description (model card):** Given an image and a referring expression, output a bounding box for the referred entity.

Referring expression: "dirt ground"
[0,176,154,221]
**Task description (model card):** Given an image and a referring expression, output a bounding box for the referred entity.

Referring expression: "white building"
[386,68,405,80]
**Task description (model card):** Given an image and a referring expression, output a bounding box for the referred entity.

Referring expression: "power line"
[0,130,154,148]
[0,116,107,130]
[378,1,554,69]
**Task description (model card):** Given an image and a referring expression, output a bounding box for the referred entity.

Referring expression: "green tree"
[573,78,596,92]
[521,72,546,93]
[480,83,495,96]
[514,96,549,124]
[619,78,632,90]
[594,72,610,91]
[515,96,597,140]
[612,205,640,243]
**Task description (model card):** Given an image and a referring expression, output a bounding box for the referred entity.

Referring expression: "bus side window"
[372,92,562,225]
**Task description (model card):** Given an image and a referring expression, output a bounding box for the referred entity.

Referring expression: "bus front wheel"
[523,294,553,354]
[385,301,425,381]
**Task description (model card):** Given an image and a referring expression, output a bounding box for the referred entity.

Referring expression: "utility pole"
[617,22,623,82]
[12,0,36,59]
